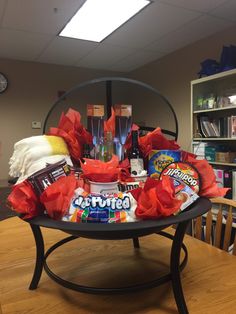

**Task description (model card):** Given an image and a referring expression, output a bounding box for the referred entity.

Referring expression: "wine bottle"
[103,131,113,162]
[83,143,91,159]
[128,130,144,176]
[97,131,114,162]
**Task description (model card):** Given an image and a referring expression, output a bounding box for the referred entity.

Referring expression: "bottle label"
[130,158,144,176]
[87,104,104,117]
[114,104,132,117]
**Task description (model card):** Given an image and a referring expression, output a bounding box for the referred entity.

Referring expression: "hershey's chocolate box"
[27,159,71,195]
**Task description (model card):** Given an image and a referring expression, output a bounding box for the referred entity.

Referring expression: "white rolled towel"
[9,135,71,181]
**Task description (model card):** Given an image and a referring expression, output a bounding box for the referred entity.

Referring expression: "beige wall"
[0,59,121,180]
[130,24,236,151]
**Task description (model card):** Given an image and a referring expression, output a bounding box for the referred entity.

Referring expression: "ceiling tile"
[37,36,98,66]
[0,29,53,61]
[108,50,165,72]
[2,0,85,34]
[76,43,137,70]
[145,15,234,54]
[159,0,228,13]
[104,1,201,49]
[210,0,236,22]
[0,0,235,72]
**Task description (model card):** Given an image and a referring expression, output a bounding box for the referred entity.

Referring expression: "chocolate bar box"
[28,159,71,195]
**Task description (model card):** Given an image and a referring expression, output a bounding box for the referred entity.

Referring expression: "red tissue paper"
[48,108,92,160]
[186,156,229,198]
[7,180,42,219]
[80,155,120,182]
[125,127,180,157]
[104,108,115,138]
[104,108,139,139]
[139,127,180,156]
[118,158,133,182]
[40,175,79,220]
[132,176,183,219]
[181,150,196,161]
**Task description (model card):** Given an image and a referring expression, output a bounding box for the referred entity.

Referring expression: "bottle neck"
[129,130,144,175]
[131,131,139,149]
[105,131,113,143]
[83,144,91,158]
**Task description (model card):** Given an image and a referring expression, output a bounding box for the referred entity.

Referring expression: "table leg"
[132,237,140,248]
[29,224,45,290]
[170,221,189,314]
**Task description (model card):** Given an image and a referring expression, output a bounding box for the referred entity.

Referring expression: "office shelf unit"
[191,68,236,199]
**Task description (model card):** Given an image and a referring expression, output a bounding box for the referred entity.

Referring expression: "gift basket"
[7,77,228,223]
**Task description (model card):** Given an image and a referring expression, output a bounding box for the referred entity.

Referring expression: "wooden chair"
[193,197,236,255]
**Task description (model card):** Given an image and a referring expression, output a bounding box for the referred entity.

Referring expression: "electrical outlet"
[32,121,41,129]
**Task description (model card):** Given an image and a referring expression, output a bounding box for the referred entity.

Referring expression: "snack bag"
[62,188,138,223]
[148,150,181,178]
[172,179,199,212]
[160,161,200,212]
[160,161,200,193]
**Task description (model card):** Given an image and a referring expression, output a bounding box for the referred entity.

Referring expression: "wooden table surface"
[0,217,236,314]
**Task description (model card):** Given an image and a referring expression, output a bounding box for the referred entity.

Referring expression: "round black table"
[24,197,211,314]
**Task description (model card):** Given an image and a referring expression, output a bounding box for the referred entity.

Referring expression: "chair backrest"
[194,197,236,255]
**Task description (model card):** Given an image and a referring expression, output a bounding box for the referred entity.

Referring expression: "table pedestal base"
[29,221,189,314]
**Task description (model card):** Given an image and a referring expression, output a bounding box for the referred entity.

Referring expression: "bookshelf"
[191,68,236,200]
[209,161,236,167]
[193,138,236,141]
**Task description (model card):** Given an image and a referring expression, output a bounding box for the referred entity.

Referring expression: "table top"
[25,197,211,239]
[1,216,236,314]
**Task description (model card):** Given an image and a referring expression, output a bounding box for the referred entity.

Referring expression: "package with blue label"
[62,187,138,223]
[148,150,181,179]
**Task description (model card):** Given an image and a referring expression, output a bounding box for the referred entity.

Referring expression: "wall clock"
[0,72,8,93]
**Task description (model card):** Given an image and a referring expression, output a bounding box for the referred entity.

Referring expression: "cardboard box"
[213,169,224,188]
[216,152,236,163]
[205,146,217,162]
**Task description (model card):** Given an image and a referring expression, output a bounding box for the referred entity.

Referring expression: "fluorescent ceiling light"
[59,0,150,42]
